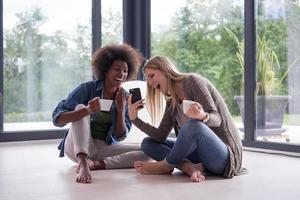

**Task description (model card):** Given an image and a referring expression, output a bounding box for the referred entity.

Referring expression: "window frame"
[0,0,99,141]
[242,0,300,153]
[0,0,299,154]
[0,0,150,142]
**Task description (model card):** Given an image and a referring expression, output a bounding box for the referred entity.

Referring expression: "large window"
[151,0,245,139]
[1,0,300,153]
[151,0,300,151]
[101,0,122,45]
[3,0,91,131]
[255,0,300,144]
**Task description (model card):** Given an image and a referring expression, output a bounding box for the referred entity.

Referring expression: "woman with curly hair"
[52,44,149,184]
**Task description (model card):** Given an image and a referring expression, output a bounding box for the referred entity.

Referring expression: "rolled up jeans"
[64,104,150,169]
[141,120,229,175]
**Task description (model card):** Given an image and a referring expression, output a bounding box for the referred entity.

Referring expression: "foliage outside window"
[4,4,91,123]
[152,0,244,115]
[151,0,299,119]
[101,0,122,45]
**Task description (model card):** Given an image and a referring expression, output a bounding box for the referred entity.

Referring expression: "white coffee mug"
[182,100,196,114]
[98,99,113,111]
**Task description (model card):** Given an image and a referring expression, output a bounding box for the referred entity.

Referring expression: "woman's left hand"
[186,102,207,121]
[115,87,126,113]
[127,95,145,121]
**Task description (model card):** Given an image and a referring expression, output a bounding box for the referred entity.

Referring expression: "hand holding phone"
[129,88,142,104]
[128,87,144,120]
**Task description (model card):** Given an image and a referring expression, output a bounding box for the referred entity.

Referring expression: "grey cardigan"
[133,74,246,178]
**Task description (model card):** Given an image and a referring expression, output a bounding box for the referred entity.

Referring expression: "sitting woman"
[128,56,246,182]
[52,44,149,184]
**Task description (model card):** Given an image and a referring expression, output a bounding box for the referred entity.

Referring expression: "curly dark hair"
[91,43,143,80]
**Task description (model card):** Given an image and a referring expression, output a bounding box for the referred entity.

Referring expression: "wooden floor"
[0,139,300,200]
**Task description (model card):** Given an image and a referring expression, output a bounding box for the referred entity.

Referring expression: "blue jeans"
[141,120,229,175]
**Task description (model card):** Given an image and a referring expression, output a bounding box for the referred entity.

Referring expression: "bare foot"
[134,160,174,175]
[88,159,105,170]
[181,161,205,182]
[75,153,92,184]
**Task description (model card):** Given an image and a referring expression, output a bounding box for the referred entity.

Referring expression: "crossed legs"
[134,120,229,182]
[64,105,150,183]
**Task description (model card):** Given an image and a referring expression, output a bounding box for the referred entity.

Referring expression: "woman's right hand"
[86,97,101,114]
[127,95,145,121]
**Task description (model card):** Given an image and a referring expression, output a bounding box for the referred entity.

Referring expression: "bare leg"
[75,153,92,184]
[180,161,205,182]
[134,160,174,175]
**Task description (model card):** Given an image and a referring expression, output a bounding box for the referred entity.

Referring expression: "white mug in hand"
[183,100,196,114]
[98,99,113,111]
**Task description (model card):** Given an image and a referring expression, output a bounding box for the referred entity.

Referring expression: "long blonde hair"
[143,56,185,125]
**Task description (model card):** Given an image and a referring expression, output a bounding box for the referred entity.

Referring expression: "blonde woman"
[128,56,246,182]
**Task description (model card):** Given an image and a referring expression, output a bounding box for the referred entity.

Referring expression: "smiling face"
[144,67,168,94]
[105,59,128,88]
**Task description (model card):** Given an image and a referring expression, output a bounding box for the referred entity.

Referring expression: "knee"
[181,120,207,134]
[70,108,90,128]
[71,117,90,128]
[141,137,155,154]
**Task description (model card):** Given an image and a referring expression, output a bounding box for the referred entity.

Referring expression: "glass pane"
[3,0,91,131]
[101,0,123,45]
[151,0,245,139]
[256,0,300,144]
